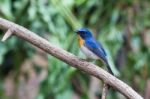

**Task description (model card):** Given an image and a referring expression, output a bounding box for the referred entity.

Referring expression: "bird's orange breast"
[78,35,84,47]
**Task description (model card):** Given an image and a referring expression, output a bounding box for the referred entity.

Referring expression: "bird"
[75,28,114,75]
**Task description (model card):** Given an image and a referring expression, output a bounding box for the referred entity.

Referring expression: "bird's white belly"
[80,46,99,59]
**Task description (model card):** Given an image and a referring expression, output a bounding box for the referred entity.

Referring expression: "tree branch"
[0,18,143,99]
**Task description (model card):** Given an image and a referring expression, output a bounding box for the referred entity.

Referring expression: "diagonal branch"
[0,18,143,99]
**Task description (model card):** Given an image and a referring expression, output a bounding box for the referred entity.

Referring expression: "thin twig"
[144,79,150,99]
[2,29,13,42]
[0,18,143,99]
[101,83,109,99]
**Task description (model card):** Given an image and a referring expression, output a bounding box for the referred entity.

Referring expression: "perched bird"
[75,28,114,75]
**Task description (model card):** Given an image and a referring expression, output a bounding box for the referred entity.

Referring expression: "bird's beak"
[74,30,79,34]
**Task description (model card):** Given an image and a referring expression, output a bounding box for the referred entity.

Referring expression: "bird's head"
[75,28,93,39]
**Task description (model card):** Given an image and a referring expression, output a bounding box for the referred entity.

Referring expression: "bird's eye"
[82,32,85,35]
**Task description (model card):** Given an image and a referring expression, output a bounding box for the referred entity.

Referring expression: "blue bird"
[75,28,114,75]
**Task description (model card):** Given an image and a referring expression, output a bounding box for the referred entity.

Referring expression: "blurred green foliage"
[0,0,150,99]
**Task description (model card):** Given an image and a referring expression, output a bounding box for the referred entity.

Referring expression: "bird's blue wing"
[84,39,107,63]
[84,39,114,75]
[97,42,107,56]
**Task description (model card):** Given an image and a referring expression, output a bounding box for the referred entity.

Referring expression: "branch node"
[2,29,13,42]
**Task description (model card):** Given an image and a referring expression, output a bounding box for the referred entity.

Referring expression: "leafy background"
[0,0,150,99]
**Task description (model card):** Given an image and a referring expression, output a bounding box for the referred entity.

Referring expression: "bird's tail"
[106,62,114,76]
